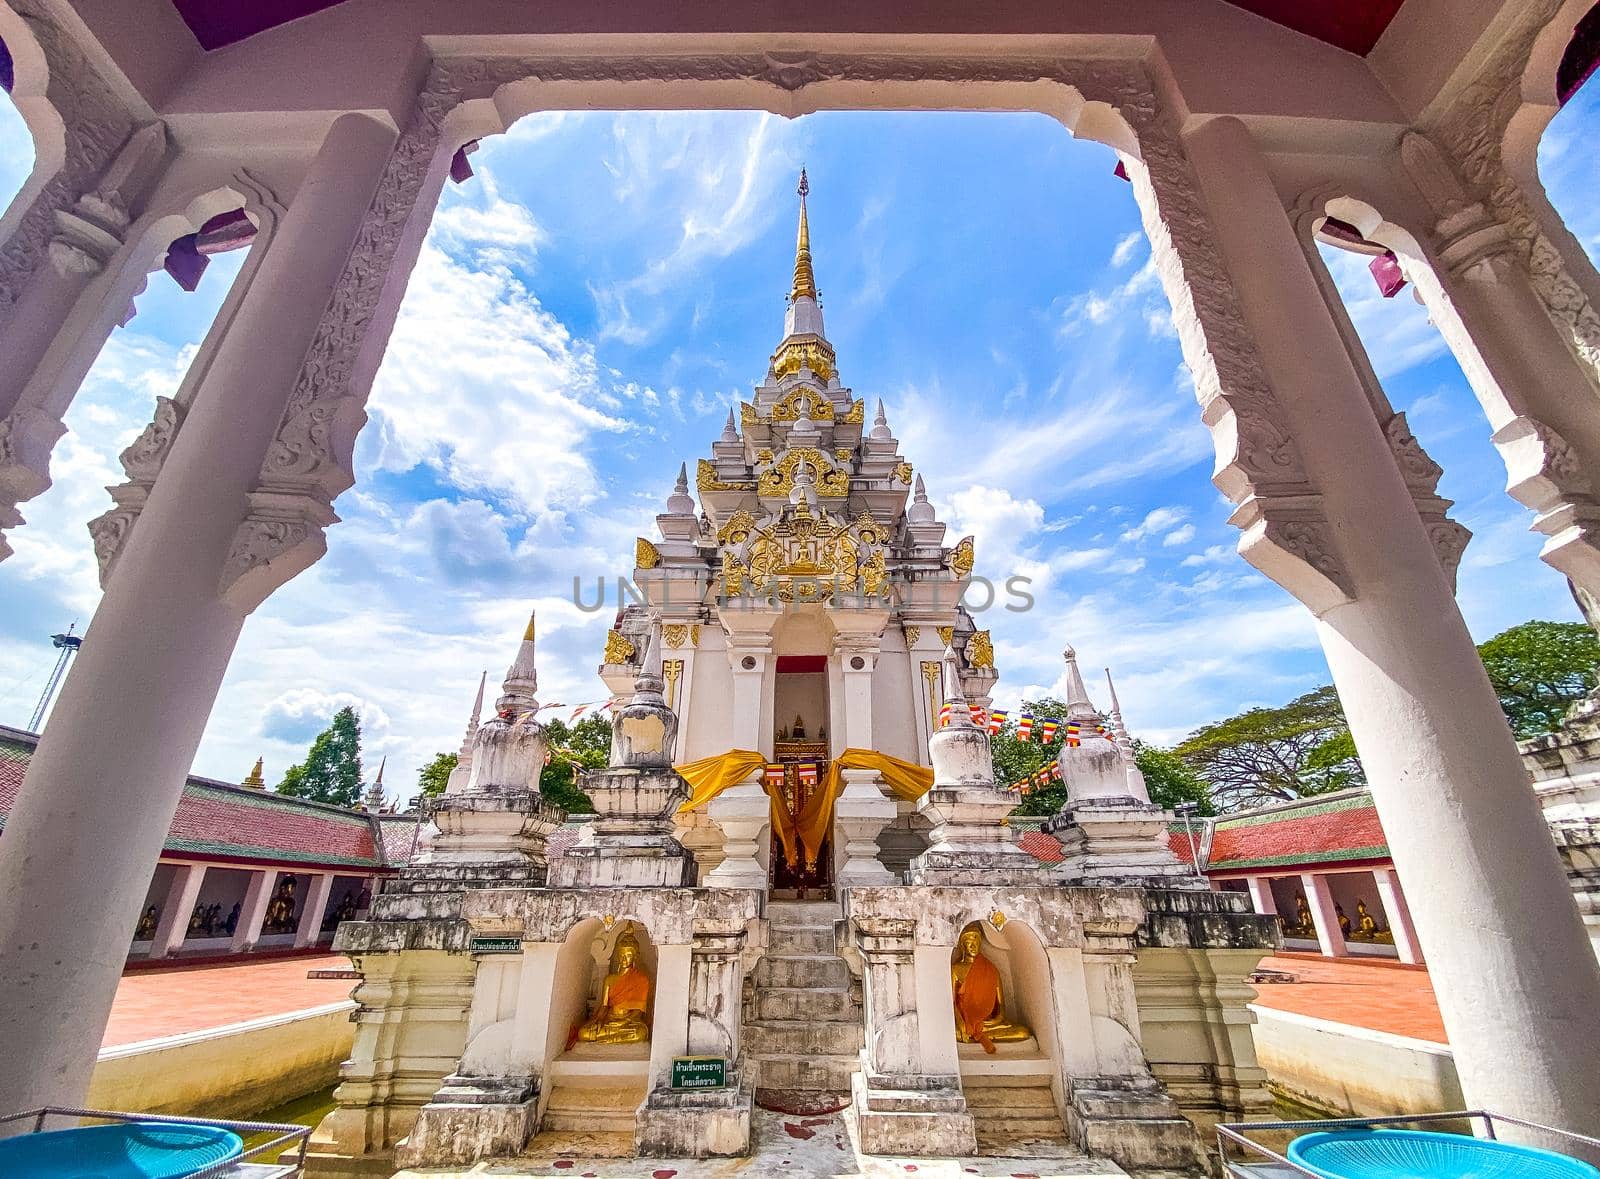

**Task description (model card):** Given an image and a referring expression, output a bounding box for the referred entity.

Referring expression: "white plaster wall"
[544,923,602,1075]
[872,643,923,765]
[1251,1005,1463,1117]
[682,632,733,760]
[89,1001,355,1119]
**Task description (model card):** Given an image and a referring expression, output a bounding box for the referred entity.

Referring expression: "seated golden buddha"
[577,929,651,1045]
[951,923,1032,1054]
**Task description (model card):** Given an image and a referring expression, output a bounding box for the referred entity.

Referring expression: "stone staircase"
[963,1072,1068,1155]
[540,1079,648,1133]
[746,900,863,1100]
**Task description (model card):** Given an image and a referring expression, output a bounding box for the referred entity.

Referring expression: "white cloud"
[1110,231,1143,268]
[1163,523,1196,547]
[1318,244,1448,380]
[1121,506,1188,543]
[1181,544,1232,567]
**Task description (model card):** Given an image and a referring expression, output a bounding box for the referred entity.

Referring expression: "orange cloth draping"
[797,749,936,870]
[606,965,650,1014]
[673,749,802,869]
[954,951,1002,1051]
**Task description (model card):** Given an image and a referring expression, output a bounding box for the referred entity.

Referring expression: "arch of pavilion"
[3,0,1600,1146]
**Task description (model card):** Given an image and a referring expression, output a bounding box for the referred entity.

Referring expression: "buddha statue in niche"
[951,923,1032,1054]
[576,928,651,1045]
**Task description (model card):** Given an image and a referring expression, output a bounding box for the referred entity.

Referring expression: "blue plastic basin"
[1288,1128,1600,1179]
[0,1121,244,1178]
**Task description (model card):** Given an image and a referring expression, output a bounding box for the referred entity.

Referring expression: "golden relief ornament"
[921,661,942,728]
[663,659,683,710]
[756,448,775,465]
[696,458,747,492]
[603,629,636,665]
[636,538,661,569]
[662,623,689,648]
[893,462,913,484]
[769,386,835,421]
[772,337,837,382]
[758,448,849,497]
[720,496,889,604]
[938,626,955,647]
[843,400,865,424]
[835,448,853,464]
[905,626,921,647]
[969,630,995,670]
[950,535,976,578]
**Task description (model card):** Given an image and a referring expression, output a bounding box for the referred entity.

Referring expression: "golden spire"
[242,757,265,789]
[790,169,817,302]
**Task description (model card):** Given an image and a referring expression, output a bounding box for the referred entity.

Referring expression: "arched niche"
[553,916,658,1062]
[947,916,1056,1066]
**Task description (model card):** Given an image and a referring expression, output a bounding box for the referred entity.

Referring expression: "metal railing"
[0,1106,311,1177]
[1217,1109,1600,1176]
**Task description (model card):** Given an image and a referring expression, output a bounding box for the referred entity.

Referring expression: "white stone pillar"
[149,863,205,959]
[231,869,278,953]
[832,622,894,888]
[646,944,693,1093]
[295,873,336,948]
[1246,876,1277,917]
[0,111,400,1115]
[1373,867,1424,966]
[705,626,774,887]
[1300,874,1346,959]
[1171,114,1600,1134]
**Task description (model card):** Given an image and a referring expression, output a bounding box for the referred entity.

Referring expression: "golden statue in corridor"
[951,923,1032,1053]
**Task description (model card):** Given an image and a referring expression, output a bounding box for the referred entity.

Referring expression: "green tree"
[278,705,364,808]
[1173,685,1357,812]
[540,713,611,814]
[417,751,457,798]
[1133,740,1214,815]
[1477,620,1600,738]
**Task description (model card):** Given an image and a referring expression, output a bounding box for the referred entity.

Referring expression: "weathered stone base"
[1068,1077,1207,1172]
[906,844,1045,886]
[635,1081,753,1157]
[1046,798,1203,887]
[395,1078,536,1168]
[851,1071,976,1157]
[547,838,694,887]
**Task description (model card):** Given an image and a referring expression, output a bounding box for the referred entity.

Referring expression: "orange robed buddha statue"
[951,923,1032,1054]
[577,929,651,1044]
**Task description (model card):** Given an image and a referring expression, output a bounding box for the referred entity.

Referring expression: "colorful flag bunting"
[1016,714,1033,741]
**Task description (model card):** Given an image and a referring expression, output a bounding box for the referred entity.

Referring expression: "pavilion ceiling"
[168,0,1409,56]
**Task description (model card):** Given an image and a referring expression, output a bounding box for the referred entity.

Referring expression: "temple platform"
[392,1105,1130,1178]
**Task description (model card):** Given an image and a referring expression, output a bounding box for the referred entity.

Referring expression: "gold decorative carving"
[663,623,689,648]
[717,509,759,545]
[938,626,955,647]
[772,337,837,382]
[905,626,921,647]
[740,401,760,425]
[969,630,995,669]
[756,447,775,465]
[988,909,1007,931]
[836,448,853,464]
[843,400,865,424]
[721,496,887,603]
[758,448,848,497]
[603,630,636,665]
[893,461,913,484]
[691,624,701,646]
[636,538,660,569]
[950,535,976,578]
[921,661,942,730]
[663,659,683,710]
[696,458,747,492]
[770,386,834,421]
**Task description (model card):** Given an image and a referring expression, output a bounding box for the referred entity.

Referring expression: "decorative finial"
[498,610,539,713]
[790,462,818,509]
[720,407,739,443]
[908,473,936,524]
[871,399,892,441]
[940,643,978,730]
[666,462,696,515]
[375,755,386,785]
[241,757,266,789]
[791,170,817,303]
[1062,644,1098,721]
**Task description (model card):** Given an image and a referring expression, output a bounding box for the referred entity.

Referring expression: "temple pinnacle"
[791,169,817,303]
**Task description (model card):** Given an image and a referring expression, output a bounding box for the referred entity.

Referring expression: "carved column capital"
[219,489,339,615]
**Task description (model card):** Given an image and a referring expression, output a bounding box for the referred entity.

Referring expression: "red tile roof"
[1016,828,1063,863]
[0,728,410,872]
[1203,790,1389,874]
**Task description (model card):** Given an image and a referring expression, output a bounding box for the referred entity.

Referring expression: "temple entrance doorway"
[771,656,832,898]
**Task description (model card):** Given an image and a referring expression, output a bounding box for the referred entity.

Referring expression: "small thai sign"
[469,936,522,955]
[670,1055,727,1090]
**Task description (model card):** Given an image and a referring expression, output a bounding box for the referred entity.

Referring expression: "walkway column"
[0,111,399,1116]
[1164,113,1600,1138]
[1373,867,1424,965]
[149,863,206,959]
[1299,873,1346,959]
[1246,876,1277,918]
[295,872,336,948]
[705,621,776,888]
[231,869,278,953]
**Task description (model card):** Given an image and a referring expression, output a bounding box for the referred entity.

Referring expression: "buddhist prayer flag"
[1039,720,1059,743]
[985,709,1006,734]
[570,703,589,720]
[764,764,786,786]
[1017,715,1034,741]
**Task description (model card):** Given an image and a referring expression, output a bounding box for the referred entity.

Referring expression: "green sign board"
[670,1055,727,1090]
[469,936,522,955]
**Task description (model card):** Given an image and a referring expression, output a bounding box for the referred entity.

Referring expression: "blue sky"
[1,93,1598,801]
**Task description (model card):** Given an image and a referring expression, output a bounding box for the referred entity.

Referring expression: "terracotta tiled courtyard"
[101,948,1448,1053]
[1249,951,1447,1044]
[102,953,355,1048]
